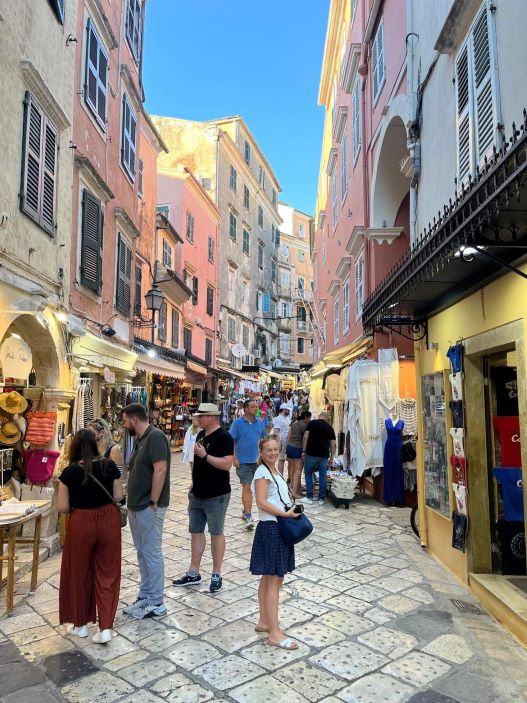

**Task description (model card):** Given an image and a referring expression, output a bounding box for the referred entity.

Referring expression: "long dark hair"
[70,429,103,484]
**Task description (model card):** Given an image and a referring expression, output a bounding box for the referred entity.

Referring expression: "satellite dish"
[231,343,247,359]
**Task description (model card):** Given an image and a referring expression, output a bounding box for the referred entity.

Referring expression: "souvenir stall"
[144,373,193,449]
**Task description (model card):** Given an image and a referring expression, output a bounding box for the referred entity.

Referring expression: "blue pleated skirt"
[250,521,295,576]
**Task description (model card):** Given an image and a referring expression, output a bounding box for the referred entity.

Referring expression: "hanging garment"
[383,417,405,505]
[490,367,519,416]
[493,468,524,522]
[452,511,468,552]
[495,520,526,576]
[447,344,463,373]
[493,416,522,467]
[449,373,464,401]
[348,360,383,476]
[450,455,467,486]
[378,348,399,414]
[449,427,465,458]
[452,482,467,516]
[397,398,417,437]
[449,400,464,428]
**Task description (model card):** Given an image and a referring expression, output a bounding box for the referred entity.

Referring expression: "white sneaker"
[318,498,325,506]
[132,603,168,620]
[92,629,112,644]
[67,624,89,638]
[244,514,255,530]
[123,597,145,614]
[298,497,313,505]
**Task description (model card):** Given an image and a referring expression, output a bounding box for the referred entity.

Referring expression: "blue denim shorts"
[286,445,303,459]
[188,493,230,535]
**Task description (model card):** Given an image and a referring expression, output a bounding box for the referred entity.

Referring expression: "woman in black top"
[57,429,124,644]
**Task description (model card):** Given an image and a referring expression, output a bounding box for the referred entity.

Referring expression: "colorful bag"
[25,394,57,445]
[23,449,60,484]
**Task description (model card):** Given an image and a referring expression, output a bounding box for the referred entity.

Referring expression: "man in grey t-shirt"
[121,403,171,619]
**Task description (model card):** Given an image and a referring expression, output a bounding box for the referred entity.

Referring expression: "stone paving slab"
[1,454,527,703]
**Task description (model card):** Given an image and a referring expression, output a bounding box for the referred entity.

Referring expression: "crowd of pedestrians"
[57,388,329,652]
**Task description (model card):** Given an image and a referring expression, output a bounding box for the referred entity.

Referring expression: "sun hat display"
[0,391,28,415]
[193,403,221,416]
[0,421,22,445]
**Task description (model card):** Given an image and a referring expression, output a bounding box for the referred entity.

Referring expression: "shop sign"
[0,336,32,379]
[103,367,116,383]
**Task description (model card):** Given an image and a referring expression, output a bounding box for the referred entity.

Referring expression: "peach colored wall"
[70,0,142,341]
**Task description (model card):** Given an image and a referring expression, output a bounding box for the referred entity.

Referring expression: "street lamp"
[144,285,165,343]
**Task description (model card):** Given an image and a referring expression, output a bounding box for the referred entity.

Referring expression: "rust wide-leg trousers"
[59,504,121,630]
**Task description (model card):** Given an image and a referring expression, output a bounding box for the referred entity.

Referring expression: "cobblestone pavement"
[1,454,527,703]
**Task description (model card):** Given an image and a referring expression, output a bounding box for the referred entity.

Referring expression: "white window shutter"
[343,280,350,334]
[472,8,494,164]
[355,255,364,319]
[352,77,361,161]
[455,45,471,184]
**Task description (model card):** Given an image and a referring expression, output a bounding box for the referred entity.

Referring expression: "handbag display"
[25,393,57,446]
[266,468,313,546]
[23,449,60,484]
[91,473,128,528]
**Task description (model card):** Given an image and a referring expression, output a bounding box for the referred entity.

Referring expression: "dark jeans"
[304,455,328,499]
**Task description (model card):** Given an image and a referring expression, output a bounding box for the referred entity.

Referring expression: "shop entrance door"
[483,351,526,578]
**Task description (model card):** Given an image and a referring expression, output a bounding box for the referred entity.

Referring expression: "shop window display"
[422,372,449,516]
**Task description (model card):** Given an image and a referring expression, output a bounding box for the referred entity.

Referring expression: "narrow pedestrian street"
[0,454,526,703]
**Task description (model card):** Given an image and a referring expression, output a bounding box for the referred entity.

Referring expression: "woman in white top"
[182,416,200,467]
[250,435,300,650]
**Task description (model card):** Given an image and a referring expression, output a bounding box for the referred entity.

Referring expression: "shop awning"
[135,353,185,378]
[307,335,372,380]
[186,360,207,376]
[72,333,137,372]
[216,364,259,382]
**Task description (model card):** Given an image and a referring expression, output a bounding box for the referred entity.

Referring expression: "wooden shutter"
[352,77,361,160]
[85,20,108,128]
[121,95,136,180]
[343,280,350,333]
[472,8,494,164]
[134,263,142,315]
[41,120,57,234]
[192,276,198,305]
[116,234,132,314]
[456,45,471,183]
[355,255,364,319]
[21,93,42,221]
[80,189,103,292]
[206,286,214,316]
[158,301,167,341]
[172,309,179,347]
[49,0,65,23]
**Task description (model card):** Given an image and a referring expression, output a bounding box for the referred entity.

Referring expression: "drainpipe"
[406,0,419,244]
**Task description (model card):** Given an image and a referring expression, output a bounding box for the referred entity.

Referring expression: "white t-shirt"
[251,464,291,522]
[450,427,465,457]
[449,373,464,401]
[272,414,291,446]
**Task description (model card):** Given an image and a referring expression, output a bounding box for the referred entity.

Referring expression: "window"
[258,242,264,269]
[271,224,275,244]
[271,258,276,282]
[134,263,142,316]
[116,234,132,315]
[158,301,167,342]
[355,253,364,319]
[48,0,65,23]
[157,204,170,219]
[297,306,307,321]
[280,243,289,258]
[351,0,358,22]
[243,184,250,209]
[262,293,271,314]
[205,338,212,366]
[258,166,265,187]
[186,211,195,242]
[121,94,136,181]
[228,267,235,292]
[244,139,251,164]
[455,5,495,183]
[206,285,214,316]
[228,317,236,342]
[183,326,192,354]
[322,232,327,265]
[343,278,350,335]
[272,189,277,206]
[138,158,143,196]
[352,75,361,162]
[298,276,305,290]
[85,19,108,129]
[333,297,340,345]
[79,189,103,292]
[298,249,305,262]
[208,235,214,262]
[256,290,262,311]
[192,276,199,306]
[372,18,385,104]
[341,132,348,200]
[282,302,291,318]
[280,334,289,355]
[172,309,179,347]
[242,324,249,350]
[162,239,172,269]
[298,222,305,238]
[332,171,338,228]
[229,212,237,241]
[280,270,290,287]
[230,165,237,192]
[20,93,58,235]
[297,337,305,354]
[258,205,264,229]
[125,0,143,61]
[242,228,250,255]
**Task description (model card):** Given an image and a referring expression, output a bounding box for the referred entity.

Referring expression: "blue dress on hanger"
[383,417,405,505]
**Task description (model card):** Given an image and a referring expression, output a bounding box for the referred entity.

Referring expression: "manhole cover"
[450,598,486,615]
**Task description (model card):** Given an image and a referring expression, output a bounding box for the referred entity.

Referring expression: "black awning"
[363,113,527,327]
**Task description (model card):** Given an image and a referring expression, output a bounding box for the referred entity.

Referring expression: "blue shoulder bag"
[266,469,313,546]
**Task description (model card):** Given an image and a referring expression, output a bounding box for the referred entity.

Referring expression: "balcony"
[278,253,290,265]
[292,288,313,303]
[278,317,291,331]
[157,266,193,306]
[296,320,309,333]
[278,285,292,299]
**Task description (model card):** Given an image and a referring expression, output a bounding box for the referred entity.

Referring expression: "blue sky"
[143,1,329,215]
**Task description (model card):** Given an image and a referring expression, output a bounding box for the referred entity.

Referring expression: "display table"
[0,500,52,615]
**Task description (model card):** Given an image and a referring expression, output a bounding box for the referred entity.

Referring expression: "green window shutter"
[80,189,103,292]
[40,119,57,234]
[85,19,108,129]
[20,93,42,222]
[116,234,132,314]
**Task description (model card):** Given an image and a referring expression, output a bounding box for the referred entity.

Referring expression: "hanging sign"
[103,367,116,384]
[0,336,32,380]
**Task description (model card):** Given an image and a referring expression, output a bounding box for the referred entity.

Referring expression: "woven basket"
[23,387,45,402]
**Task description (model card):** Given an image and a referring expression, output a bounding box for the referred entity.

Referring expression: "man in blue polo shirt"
[230,398,267,529]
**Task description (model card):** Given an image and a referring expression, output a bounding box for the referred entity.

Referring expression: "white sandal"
[267,637,299,650]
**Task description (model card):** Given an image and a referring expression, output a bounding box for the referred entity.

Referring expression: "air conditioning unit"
[253,349,261,359]
[244,354,255,365]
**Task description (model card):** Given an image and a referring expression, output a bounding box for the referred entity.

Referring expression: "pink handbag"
[23,449,60,484]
